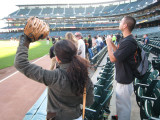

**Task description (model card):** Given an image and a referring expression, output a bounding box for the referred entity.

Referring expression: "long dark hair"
[54,40,90,96]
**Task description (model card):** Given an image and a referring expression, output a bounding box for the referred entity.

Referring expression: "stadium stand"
[54,7,64,14]
[1,0,160,119]
[29,8,42,16]
[17,8,30,16]
[65,7,74,17]
[41,7,53,15]
[3,0,156,18]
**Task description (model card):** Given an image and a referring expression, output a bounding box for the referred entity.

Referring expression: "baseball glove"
[24,16,50,42]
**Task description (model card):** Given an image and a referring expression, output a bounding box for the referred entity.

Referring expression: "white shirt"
[78,39,85,58]
[98,37,103,43]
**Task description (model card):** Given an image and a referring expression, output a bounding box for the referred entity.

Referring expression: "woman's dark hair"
[54,40,90,96]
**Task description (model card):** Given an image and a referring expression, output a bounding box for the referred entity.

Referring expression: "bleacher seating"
[90,46,107,69]
[17,8,30,16]
[75,7,85,16]
[29,8,42,16]
[6,0,157,19]
[85,60,114,120]
[152,55,160,73]
[112,3,129,15]
[137,73,160,119]
[133,64,160,119]
[144,87,160,119]
[9,10,19,16]
[53,7,64,15]
[65,7,74,17]
[41,7,53,15]
[85,6,94,17]
[93,6,104,17]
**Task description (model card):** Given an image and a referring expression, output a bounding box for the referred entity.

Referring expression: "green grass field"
[0,40,52,69]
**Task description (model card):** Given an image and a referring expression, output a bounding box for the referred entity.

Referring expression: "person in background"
[95,36,101,52]
[103,35,106,46]
[75,32,86,58]
[47,36,50,45]
[65,32,78,49]
[97,35,103,49]
[58,37,61,41]
[88,35,94,60]
[50,37,56,59]
[143,34,149,45]
[84,39,89,59]
[134,34,137,39]
[52,36,56,44]
[49,37,57,70]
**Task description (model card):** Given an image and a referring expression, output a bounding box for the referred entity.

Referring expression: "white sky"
[0,0,117,28]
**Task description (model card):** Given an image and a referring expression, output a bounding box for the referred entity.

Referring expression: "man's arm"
[106,36,117,63]
[111,42,117,52]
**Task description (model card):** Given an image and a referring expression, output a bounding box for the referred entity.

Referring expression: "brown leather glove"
[24,16,50,42]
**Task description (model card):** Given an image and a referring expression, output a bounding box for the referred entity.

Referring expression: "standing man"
[106,16,137,120]
[143,34,150,45]
[46,36,50,45]
[95,36,101,52]
[75,32,86,58]
[88,35,94,60]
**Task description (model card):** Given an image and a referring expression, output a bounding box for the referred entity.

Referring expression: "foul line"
[0,54,48,83]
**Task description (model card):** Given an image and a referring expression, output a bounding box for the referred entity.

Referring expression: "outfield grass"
[0,40,52,69]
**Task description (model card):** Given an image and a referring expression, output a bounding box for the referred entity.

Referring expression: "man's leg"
[88,48,92,60]
[116,82,133,120]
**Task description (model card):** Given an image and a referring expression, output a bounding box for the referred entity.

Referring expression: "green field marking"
[0,40,52,69]
[0,41,41,58]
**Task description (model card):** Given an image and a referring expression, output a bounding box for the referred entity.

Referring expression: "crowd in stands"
[48,32,123,63]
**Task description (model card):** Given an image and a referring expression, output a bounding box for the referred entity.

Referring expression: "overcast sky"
[0,0,117,28]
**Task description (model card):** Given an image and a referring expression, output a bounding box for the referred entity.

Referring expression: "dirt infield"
[0,55,51,120]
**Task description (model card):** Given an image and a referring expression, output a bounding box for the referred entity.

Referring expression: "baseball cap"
[75,32,82,37]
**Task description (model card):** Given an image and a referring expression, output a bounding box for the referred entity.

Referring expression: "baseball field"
[0,40,52,69]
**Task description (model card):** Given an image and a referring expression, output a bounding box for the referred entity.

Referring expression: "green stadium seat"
[144,96,160,120]
[85,90,113,120]
[137,80,160,119]
[134,68,157,95]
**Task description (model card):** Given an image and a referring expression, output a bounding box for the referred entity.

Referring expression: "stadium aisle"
[0,55,51,120]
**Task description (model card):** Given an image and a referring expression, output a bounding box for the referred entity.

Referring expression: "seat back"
[153,96,160,117]
[147,70,159,84]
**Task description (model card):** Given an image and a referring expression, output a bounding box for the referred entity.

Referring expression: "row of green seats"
[85,60,114,120]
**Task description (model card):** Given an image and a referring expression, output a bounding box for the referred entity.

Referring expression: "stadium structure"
[0,0,160,120]
[0,0,160,40]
